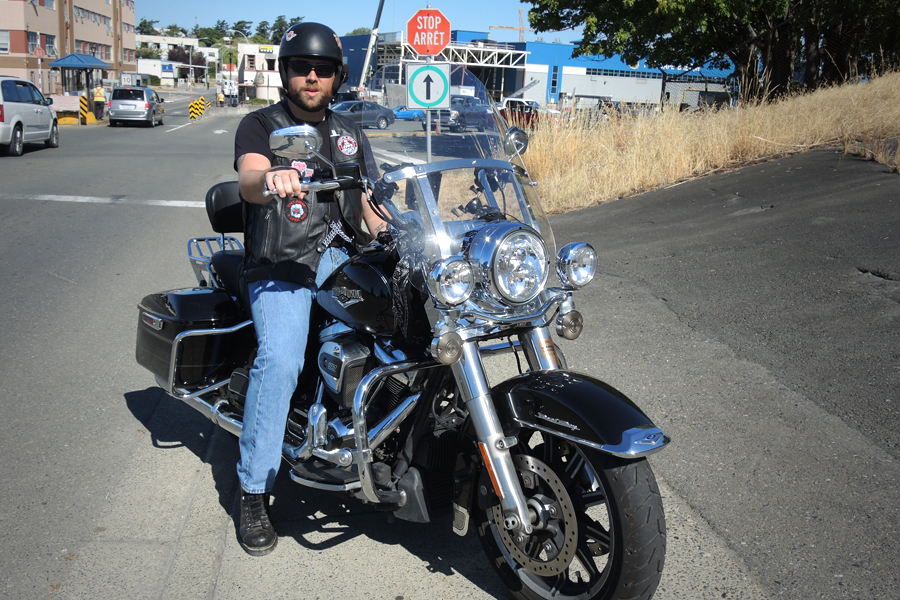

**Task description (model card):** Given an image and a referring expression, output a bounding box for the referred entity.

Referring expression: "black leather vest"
[241,101,371,286]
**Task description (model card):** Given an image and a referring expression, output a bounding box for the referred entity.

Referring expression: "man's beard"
[287,85,332,112]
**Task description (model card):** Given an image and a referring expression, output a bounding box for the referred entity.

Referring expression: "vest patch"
[291,160,314,178]
[337,135,358,156]
[286,198,308,222]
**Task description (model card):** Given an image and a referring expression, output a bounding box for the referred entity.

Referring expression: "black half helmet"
[278,22,348,94]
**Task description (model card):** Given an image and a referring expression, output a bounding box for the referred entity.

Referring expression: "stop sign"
[407,8,451,56]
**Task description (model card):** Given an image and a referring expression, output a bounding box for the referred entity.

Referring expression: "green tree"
[136,46,161,59]
[255,20,270,40]
[346,27,372,36]
[136,18,159,35]
[270,16,304,43]
[163,23,187,37]
[525,0,900,100]
[232,20,253,38]
[215,20,230,35]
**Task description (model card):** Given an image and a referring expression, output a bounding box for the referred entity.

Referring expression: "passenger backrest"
[205,181,243,234]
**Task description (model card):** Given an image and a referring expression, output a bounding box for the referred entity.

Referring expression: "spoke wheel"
[476,430,665,600]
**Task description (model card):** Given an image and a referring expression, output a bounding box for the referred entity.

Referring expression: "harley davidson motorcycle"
[135,68,669,600]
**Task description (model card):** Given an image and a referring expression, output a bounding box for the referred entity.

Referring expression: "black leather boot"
[238,492,277,556]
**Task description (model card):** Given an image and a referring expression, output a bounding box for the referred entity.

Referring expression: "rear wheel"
[475,430,665,600]
[376,116,389,130]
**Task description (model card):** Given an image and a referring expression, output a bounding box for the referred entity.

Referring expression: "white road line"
[372,148,426,165]
[0,194,204,208]
[165,122,193,133]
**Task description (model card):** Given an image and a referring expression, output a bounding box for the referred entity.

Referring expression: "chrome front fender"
[491,370,670,458]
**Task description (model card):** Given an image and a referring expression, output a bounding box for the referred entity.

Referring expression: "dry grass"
[524,72,900,214]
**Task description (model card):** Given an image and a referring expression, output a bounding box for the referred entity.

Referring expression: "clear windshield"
[363,66,556,273]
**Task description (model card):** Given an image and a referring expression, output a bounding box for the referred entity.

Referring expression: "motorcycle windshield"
[364,66,556,271]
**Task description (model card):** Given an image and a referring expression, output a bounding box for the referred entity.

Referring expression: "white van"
[0,75,59,156]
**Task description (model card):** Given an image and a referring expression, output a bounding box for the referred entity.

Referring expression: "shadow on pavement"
[124,386,506,597]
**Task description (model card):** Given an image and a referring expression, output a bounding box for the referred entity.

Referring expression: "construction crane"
[489,8,526,43]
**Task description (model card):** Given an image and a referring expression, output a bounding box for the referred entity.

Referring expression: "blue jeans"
[237,247,349,494]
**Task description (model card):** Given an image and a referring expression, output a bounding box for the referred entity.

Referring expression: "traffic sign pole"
[407,8,451,162]
[426,56,432,162]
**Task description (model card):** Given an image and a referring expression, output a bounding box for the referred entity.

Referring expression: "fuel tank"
[317,247,397,336]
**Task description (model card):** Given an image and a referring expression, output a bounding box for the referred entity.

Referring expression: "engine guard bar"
[350,359,442,504]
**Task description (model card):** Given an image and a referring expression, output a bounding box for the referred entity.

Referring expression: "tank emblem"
[333,286,363,308]
[337,135,358,156]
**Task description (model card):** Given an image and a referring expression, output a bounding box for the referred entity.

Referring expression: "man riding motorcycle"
[232,21,386,556]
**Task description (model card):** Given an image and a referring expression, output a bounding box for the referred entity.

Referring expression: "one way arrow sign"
[406,63,451,110]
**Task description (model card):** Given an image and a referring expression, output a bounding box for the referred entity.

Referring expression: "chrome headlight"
[493,229,548,303]
[428,257,475,306]
[557,242,597,288]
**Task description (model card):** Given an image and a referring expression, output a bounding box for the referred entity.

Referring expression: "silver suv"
[108,86,164,127]
[0,75,59,157]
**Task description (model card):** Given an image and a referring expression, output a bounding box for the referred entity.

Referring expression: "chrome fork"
[452,340,533,535]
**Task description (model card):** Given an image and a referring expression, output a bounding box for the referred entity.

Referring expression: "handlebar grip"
[262,180,343,197]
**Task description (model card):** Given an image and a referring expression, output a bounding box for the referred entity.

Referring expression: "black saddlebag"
[135,287,253,389]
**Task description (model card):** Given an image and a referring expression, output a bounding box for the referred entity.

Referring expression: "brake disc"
[491,454,578,576]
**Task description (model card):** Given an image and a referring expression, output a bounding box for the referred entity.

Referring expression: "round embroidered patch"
[286,198,308,222]
[337,135,358,156]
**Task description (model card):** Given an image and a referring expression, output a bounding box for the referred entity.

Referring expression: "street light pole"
[226,29,249,104]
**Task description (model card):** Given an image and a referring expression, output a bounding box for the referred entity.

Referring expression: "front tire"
[46,122,60,148]
[8,125,24,156]
[475,430,665,600]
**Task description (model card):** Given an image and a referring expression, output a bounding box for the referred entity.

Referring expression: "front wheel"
[475,430,665,600]
[46,122,60,148]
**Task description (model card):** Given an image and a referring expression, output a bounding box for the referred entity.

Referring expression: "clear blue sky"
[137,0,582,45]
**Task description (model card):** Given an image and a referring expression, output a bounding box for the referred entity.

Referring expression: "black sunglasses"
[287,60,337,78]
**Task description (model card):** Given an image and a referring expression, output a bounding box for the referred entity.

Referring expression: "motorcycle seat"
[211,250,244,299]
[206,181,243,234]
[205,182,248,312]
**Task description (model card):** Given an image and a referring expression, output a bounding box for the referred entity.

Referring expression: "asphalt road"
[0,105,896,600]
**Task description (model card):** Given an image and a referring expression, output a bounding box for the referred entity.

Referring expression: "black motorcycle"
[135,69,669,600]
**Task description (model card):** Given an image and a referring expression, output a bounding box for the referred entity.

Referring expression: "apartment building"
[0,0,137,95]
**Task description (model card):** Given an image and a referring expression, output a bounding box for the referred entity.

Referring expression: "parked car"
[330,100,395,130]
[332,91,358,104]
[422,94,492,132]
[391,105,425,121]
[0,75,58,156]
[108,87,164,127]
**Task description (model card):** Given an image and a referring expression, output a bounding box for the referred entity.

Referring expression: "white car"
[0,75,59,156]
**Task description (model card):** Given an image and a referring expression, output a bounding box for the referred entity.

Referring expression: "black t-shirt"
[233,104,375,179]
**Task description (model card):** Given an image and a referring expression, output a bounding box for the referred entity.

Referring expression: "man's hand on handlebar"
[263,166,306,200]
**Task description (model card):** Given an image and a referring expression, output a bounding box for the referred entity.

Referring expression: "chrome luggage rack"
[187,235,243,287]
